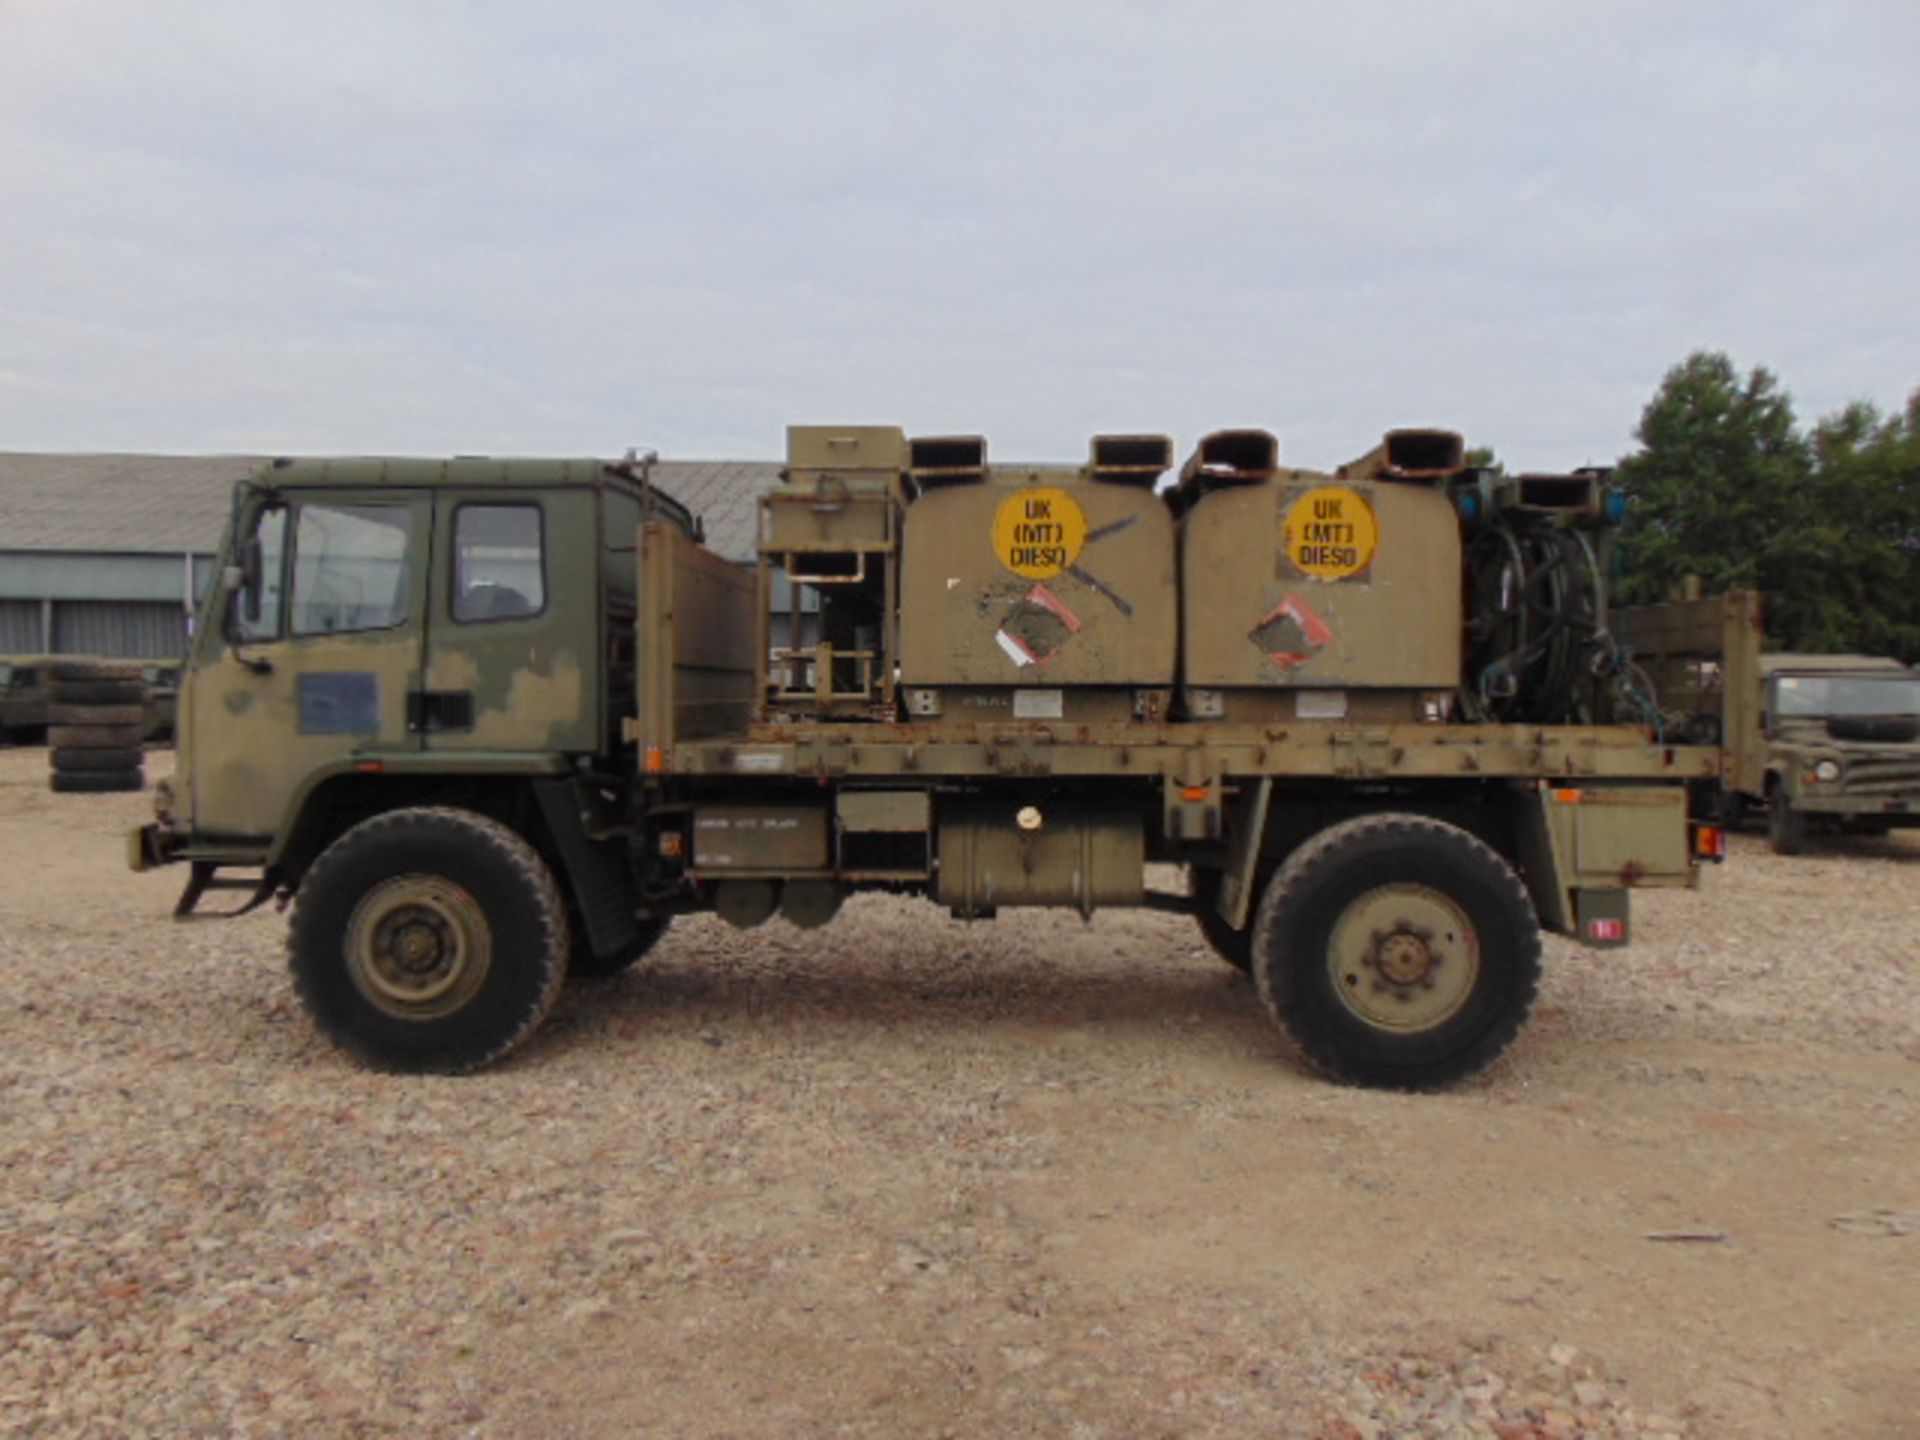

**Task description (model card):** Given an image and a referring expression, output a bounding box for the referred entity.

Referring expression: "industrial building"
[0,453,784,661]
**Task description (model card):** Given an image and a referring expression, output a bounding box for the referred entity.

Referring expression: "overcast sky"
[2,1,1916,472]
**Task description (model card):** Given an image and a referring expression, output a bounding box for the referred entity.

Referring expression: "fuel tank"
[1176,430,1464,722]
[899,435,1178,723]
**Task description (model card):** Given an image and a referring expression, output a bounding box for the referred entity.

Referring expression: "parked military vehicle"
[0,656,51,741]
[129,430,1720,1089]
[1618,589,1920,853]
[1,655,175,749]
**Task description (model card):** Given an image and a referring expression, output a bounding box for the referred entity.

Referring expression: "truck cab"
[1757,655,1920,852]
[150,456,690,877]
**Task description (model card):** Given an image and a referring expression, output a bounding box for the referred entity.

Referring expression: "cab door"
[184,490,429,842]
[418,488,600,754]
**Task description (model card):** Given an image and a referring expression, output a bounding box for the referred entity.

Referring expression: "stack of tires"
[47,661,149,794]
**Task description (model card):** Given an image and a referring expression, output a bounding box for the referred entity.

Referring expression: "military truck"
[0,655,178,746]
[0,657,51,741]
[1618,589,1920,853]
[128,429,1720,1089]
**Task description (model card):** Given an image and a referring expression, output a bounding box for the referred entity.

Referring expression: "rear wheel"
[289,807,570,1072]
[1767,786,1807,855]
[1252,814,1541,1090]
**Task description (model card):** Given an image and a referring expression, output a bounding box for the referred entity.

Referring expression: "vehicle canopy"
[1759,654,1910,677]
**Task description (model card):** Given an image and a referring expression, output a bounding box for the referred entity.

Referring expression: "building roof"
[0,454,258,557]
[0,453,782,563]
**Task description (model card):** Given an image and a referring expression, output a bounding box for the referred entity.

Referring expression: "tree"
[1614,353,1920,659]
[1805,395,1920,660]
[1613,352,1811,621]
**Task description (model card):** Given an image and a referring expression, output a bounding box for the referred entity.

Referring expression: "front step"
[173,862,276,919]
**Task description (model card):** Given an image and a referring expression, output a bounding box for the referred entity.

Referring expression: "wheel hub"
[1370,928,1440,987]
[391,917,447,972]
[1328,884,1480,1033]
[345,877,492,1021]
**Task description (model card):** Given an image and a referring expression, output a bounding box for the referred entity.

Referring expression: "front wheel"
[1252,814,1541,1090]
[1767,787,1807,855]
[289,807,570,1073]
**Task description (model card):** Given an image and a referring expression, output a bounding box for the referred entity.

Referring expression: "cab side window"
[452,504,545,623]
[289,504,414,636]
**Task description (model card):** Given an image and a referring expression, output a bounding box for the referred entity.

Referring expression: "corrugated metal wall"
[50,601,190,659]
[0,600,39,651]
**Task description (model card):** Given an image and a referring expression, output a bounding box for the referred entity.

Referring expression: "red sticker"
[1250,593,1333,670]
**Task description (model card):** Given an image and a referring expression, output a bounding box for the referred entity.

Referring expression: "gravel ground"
[1,744,1916,1438]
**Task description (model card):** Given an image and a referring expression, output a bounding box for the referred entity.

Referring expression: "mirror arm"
[220,586,275,676]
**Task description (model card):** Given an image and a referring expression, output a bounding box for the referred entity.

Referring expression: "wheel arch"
[273,764,647,966]
[1204,780,1532,941]
[287,803,572,1072]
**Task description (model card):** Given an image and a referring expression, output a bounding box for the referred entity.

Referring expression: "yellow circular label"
[992,486,1088,579]
[1283,486,1377,580]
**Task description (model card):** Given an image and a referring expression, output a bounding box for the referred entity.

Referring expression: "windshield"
[1773,673,1920,719]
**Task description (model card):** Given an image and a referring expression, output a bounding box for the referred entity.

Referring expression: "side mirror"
[220,542,276,674]
[220,539,264,643]
[240,536,264,625]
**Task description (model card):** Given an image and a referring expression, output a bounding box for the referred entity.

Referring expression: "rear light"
[1588,917,1626,942]
[1694,825,1726,861]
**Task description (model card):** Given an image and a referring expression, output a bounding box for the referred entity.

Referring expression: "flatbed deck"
[663,721,1719,783]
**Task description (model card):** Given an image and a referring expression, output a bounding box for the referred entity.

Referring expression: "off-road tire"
[1767,787,1807,856]
[1252,813,1541,1090]
[50,768,145,794]
[47,703,147,728]
[568,915,671,980]
[47,679,147,707]
[51,746,145,772]
[289,807,570,1073]
[1188,866,1253,974]
[48,724,145,750]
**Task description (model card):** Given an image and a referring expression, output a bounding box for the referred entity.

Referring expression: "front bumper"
[128,823,178,872]
[1792,793,1920,817]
